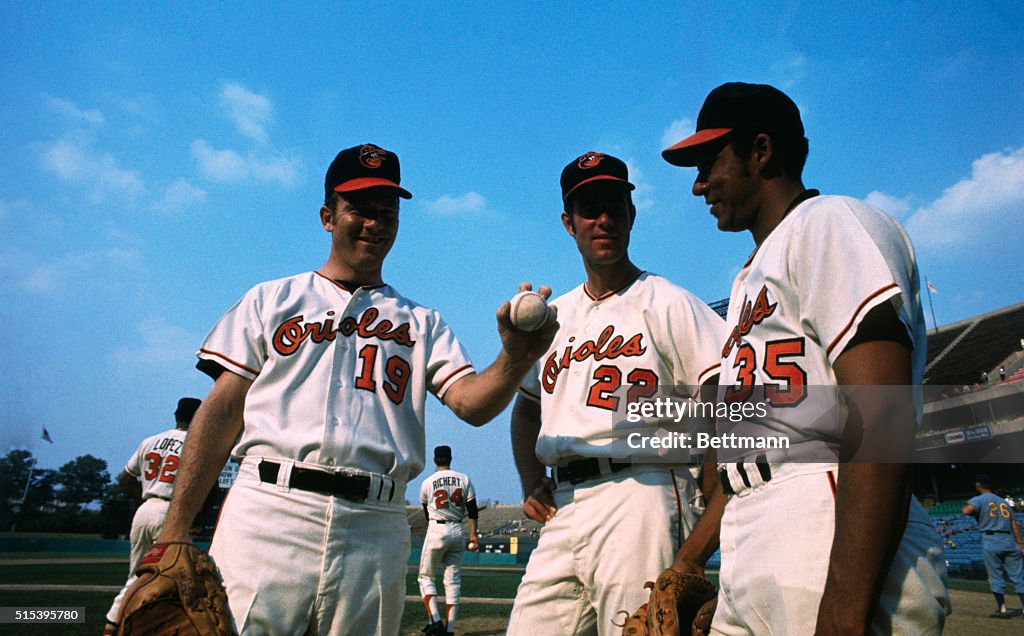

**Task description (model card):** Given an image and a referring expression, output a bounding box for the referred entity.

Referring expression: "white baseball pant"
[210,458,409,635]
[711,465,950,635]
[507,467,696,636]
[418,520,467,603]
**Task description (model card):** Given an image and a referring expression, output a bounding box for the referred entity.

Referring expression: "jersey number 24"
[433,488,464,509]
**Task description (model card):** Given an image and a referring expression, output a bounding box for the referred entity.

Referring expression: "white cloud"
[190,139,247,181]
[16,247,143,296]
[660,117,694,151]
[39,139,145,203]
[40,139,88,180]
[220,82,273,143]
[771,52,808,89]
[423,192,489,216]
[155,179,207,215]
[46,97,104,126]
[112,317,200,370]
[905,147,1024,249]
[190,139,300,186]
[250,156,302,186]
[863,191,912,216]
[624,159,655,212]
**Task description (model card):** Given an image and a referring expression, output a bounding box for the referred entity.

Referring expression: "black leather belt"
[555,458,631,485]
[433,519,448,524]
[258,460,392,502]
[983,530,1010,535]
[719,455,772,496]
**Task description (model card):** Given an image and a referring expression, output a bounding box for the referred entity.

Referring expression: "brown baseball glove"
[619,570,717,636]
[116,542,232,636]
[615,602,650,636]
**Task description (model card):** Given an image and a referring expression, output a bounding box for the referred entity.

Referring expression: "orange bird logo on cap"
[359,144,388,169]
[577,152,606,169]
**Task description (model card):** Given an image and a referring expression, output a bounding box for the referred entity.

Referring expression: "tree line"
[0,449,133,534]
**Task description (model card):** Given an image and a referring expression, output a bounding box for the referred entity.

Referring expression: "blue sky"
[2,2,1022,504]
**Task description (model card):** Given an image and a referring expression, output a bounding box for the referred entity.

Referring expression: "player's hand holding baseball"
[467,532,479,552]
[522,475,558,524]
[496,282,558,363]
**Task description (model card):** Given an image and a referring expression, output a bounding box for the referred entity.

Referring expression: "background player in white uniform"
[103,397,201,635]
[152,144,557,636]
[507,152,726,635]
[418,444,479,636]
[662,82,949,634]
[963,474,1024,618]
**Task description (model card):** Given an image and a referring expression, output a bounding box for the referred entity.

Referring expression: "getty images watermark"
[597,383,1024,464]
[623,396,784,451]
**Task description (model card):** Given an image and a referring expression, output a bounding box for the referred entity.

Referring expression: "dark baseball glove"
[691,595,717,636]
[620,570,717,636]
[116,542,232,636]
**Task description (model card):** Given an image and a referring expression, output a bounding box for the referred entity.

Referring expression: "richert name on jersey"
[542,326,646,393]
[272,307,416,356]
[431,475,463,490]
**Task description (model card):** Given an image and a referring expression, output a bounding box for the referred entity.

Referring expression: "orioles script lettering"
[542,326,646,393]
[273,308,416,355]
[721,285,777,358]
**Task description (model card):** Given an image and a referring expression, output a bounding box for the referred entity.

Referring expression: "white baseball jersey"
[520,272,726,466]
[125,428,188,501]
[420,469,476,523]
[197,271,475,482]
[709,194,948,634]
[716,194,925,463]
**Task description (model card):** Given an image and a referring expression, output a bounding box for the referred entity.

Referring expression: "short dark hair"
[729,129,809,179]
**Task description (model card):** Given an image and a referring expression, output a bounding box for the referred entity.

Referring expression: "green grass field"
[0,554,1019,635]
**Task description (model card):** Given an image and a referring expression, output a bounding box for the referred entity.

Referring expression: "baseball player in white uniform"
[661,82,950,634]
[103,397,201,635]
[151,143,557,636]
[507,152,726,635]
[418,444,479,636]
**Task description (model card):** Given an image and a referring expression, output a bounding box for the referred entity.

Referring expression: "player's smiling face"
[563,182,635,266]
[691,141,760,234]
[321,187,400,281]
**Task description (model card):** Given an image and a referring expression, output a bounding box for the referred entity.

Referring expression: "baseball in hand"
[509,291,551,332]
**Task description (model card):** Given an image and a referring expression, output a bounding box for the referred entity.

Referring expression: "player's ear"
[751,133,773,175]
[319,204,334,232]
[561,210,576,236]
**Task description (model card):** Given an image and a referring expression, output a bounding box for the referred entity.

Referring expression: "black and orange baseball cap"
[661,82,805,167]
[325,143,412,199]
[560,152,636,201]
